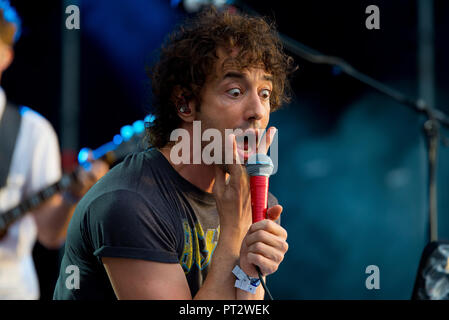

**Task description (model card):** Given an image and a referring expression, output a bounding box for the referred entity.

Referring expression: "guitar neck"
[0,127,147,234]
[0,171,78,232]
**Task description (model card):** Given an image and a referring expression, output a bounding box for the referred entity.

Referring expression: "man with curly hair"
[54,6,294,300]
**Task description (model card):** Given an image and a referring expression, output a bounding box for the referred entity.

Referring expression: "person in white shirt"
[0,1,108,299]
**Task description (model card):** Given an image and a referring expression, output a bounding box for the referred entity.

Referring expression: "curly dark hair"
[146,6,296,148]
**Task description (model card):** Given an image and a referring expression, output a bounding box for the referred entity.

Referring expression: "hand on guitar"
[34,155,109,248]
[64,153,109,204]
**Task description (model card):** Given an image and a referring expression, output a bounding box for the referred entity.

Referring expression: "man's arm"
[100,207,286,300]
[101,175,286,300]
[102,258,192,299]
[32,194,75,249]
[101,225,248,300]
[33,160,109,249]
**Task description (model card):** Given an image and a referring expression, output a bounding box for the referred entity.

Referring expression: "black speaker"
[412,240,449,300]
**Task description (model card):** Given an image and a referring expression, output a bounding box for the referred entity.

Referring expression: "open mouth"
[235,129,259,162]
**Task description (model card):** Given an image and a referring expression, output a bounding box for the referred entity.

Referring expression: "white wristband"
[232,265,261,294]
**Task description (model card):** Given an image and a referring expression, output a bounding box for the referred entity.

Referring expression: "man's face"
[195,48,273,167]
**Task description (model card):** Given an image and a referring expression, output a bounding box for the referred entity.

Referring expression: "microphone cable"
[256,266,274,300]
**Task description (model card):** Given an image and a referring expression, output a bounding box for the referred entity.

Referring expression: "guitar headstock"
[78,114,155,169]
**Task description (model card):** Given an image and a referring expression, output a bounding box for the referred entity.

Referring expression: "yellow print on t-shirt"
[179,219,219,273]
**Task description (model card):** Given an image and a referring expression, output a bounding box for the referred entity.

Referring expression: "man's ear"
[0,45,13,74]
[171,85,196,122]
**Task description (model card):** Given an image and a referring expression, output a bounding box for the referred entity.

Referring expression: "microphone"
[245,153,274,223]
[245,153,275,300]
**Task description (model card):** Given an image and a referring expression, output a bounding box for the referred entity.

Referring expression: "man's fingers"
[247,241,285,264]
[91,160,109,180]
[81,161,108,182]
[213,165,226,193]
[245,228,288,251]
[248,218,287,239]
[257,126,277,155]
[247,252,279,276]
[226,133,246,188]
[76,160,109,196]
[267,204,283,221]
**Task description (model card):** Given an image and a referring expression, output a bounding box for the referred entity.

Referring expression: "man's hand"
[69,158,109,199]
[213,133,253,239]
[239,205,288,278]
[200,127,284,299]
[213,127,277,237]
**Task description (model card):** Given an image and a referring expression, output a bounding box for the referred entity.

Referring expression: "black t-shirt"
[53,148,278,300]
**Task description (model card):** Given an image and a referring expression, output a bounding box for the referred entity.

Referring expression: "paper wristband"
[232,265,261,294]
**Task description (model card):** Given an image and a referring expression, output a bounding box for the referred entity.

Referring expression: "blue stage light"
[144,114,155,128]
[120,125,134,141]
[19,106,30,116]
[92,142,116,160]
[133,120,145,134]
[113,134,123,145]
[81,161,92,171]
[19,106,44,119]
[78,148,90,164]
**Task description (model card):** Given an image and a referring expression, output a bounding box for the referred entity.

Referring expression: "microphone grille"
[245,153,274,177]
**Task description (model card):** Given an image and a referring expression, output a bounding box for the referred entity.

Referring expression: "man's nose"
[244,90,266,122]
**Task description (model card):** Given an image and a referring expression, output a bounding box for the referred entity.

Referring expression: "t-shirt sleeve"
[87,190,180,264]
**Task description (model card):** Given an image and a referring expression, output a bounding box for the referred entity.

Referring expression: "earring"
[178,105,191,114]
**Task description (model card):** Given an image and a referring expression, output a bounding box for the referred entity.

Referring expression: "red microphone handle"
[250,175,269,223]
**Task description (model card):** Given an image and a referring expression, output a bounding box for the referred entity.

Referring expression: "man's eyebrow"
[222,71,245,80]
[263,74,273,82]
[221,71,273,82]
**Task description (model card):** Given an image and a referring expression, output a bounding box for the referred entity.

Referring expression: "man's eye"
[227,88,242,97]
[260,89,271,99]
